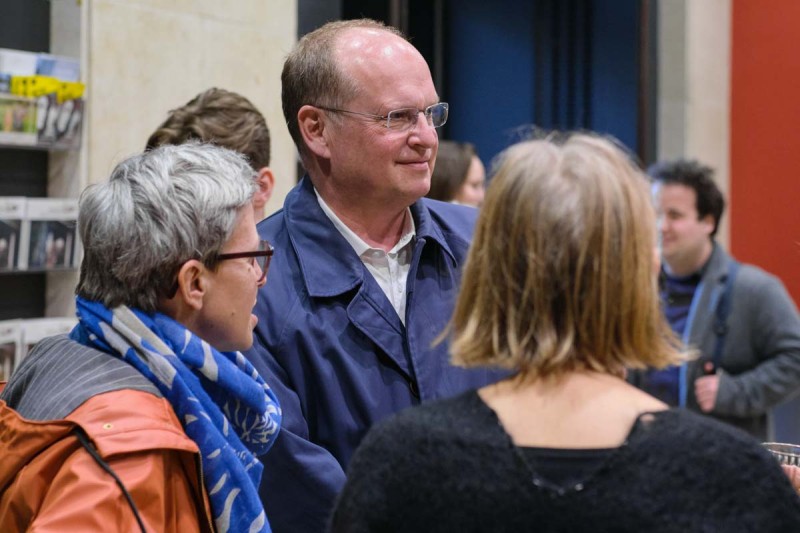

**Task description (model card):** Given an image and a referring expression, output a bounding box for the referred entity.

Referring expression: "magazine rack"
[0,93,83,151]
[0,2,84,329]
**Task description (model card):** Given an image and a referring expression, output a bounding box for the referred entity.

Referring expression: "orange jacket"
[0,385,214,532]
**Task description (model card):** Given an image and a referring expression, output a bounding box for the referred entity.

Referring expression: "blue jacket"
[246,177,505,533]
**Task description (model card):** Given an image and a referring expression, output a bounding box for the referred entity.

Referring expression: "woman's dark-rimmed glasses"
[217,239,274,283]
[166,240,274,298]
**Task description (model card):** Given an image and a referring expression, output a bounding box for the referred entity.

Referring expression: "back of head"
[77,143,257,312]
[281,19,405,158]
[450,133,682,378]
[427,140,476,202]
[146,88,271,170]
[647,158,725,236]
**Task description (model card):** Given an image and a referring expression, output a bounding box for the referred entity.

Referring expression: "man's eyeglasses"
[217,239,274,284]
[316,102,448,132]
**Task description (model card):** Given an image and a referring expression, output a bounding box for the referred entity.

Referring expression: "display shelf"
[0,93,83,151]
[1,0,85,323]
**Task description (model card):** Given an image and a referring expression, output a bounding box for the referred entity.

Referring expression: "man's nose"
[409,112,437,147]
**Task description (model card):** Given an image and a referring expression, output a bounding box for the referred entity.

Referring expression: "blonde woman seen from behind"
[329,134,800,533]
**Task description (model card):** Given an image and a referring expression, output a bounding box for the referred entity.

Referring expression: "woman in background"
[1,143,281,532]
[426,140,485,207]
[330,133,800,532]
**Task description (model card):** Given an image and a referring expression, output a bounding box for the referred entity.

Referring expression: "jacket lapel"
[347,280,411,377]
[284,177,364,297]
[284,176,413,378]
[688,244,729,352]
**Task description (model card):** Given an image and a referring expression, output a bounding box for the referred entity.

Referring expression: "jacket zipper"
[196,454,216,533]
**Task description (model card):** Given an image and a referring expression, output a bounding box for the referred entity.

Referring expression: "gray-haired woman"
[0,143,281,533]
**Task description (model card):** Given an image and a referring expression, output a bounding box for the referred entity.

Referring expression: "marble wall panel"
[87,0,297,217]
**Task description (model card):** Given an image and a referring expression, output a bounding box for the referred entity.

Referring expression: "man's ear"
[298,105,331,159]
[174,259,207,311]
[700,214,716,237]
[253,167,275,213]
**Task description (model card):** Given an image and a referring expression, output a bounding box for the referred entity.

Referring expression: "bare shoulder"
[479,373,668,448]
[617,378,669,412]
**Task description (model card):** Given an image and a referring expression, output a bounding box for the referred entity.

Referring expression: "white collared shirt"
[315,189,415,324]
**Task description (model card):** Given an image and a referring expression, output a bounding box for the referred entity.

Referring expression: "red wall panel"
[731,1,800,305]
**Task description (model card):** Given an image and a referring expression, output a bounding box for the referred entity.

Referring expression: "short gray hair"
[76,142,257,311]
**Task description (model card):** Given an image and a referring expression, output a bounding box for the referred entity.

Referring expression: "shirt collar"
[314,187,416,256]
[281,176,458,298]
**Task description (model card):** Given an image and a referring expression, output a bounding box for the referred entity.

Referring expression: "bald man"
[245,19,504,532]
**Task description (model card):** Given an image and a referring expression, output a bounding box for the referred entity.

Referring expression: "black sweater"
[330,390,800,532]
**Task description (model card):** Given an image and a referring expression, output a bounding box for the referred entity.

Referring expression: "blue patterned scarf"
[70,297,281,533]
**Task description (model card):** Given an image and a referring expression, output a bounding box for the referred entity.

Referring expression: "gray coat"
[683,244,800,439]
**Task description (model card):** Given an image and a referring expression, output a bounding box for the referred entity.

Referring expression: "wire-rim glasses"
[315,102,448,131]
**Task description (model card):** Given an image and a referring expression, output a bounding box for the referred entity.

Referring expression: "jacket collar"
[284,176,456,298]
[700,241,730,285]
[684,241,732,348]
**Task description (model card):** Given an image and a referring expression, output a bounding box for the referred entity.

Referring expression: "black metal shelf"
[1,0,53,321]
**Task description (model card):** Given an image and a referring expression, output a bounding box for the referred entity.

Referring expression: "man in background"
[247,19,504,533]
[146,87,275,220]
[632,159,800,439]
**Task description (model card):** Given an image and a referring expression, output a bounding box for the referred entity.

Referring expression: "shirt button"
[407,378,419,399]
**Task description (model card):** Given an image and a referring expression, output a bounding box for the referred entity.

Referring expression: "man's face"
[655,183,715,270]
[324,29,440,208]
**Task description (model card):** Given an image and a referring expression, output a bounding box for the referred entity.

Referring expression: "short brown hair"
[449,133,683,378]
[146,87,271,169]
[427,140,476,202]
[281,19,404,158]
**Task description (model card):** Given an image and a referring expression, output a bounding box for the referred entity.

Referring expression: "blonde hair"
[450,133,683,378]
